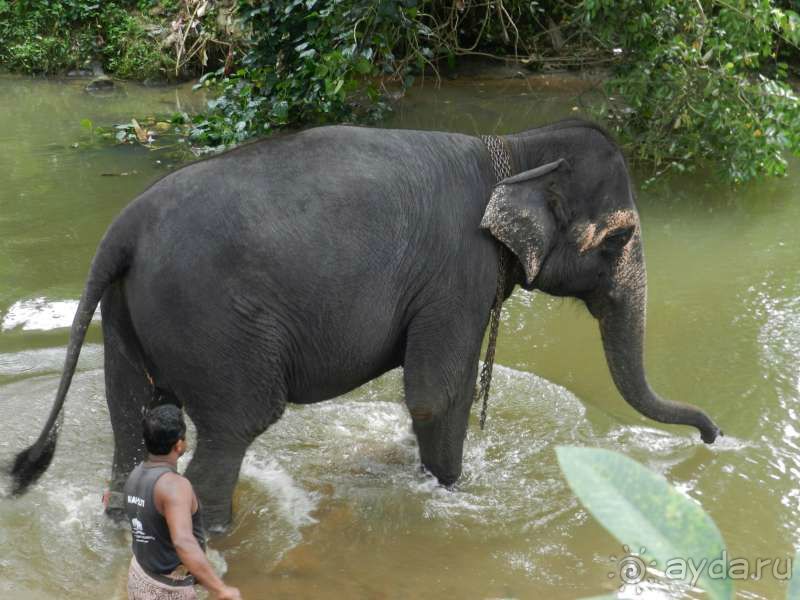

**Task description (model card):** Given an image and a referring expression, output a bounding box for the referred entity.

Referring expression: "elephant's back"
[128,125,491,287]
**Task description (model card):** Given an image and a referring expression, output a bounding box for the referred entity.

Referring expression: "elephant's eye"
[602,226,634,251]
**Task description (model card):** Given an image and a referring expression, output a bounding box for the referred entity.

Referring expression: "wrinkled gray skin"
[9,119,721,530]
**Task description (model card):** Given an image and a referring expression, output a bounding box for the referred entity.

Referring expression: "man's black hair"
[142,404,186,455]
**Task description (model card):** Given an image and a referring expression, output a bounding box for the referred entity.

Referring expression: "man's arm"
[157,474,241,600]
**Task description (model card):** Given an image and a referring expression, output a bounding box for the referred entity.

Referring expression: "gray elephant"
[9,119,721,530]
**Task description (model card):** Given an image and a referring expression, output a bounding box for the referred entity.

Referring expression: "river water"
[0,75,798,599]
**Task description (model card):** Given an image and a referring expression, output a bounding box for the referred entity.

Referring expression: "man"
[122,403,241,600]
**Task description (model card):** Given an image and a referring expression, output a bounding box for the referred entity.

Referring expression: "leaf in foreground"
[556,446,731,600]
[786,549,800,600]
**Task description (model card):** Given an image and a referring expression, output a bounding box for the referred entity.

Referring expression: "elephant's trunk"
[592,256,721,443]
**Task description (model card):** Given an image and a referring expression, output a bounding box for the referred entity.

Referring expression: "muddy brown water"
[0,75,799,599]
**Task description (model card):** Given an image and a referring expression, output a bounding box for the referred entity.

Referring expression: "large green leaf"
[787,550,800,600]
[556,446,732,600]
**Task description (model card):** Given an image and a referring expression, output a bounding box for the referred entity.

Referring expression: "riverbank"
[4,63,603,168]
[4,1,800,182]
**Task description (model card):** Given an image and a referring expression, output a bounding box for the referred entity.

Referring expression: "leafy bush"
[583,0,800,182]
[0,0,213,79]
[102,6,174,79]
[0,0,97,73]
[187,0,420,147]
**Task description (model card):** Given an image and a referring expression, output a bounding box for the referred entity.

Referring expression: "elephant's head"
[481,121,721,443]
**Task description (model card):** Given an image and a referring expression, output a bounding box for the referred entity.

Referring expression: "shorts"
[127,555,197,600]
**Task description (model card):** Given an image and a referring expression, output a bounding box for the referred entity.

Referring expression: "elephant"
[9,119,721,530]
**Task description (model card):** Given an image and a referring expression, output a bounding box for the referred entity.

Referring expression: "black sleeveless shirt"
[123,463,206,575]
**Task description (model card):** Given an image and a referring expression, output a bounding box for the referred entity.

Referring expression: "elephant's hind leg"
[183,426,251,533]
[101,283,153,519]
[182,383,288,532]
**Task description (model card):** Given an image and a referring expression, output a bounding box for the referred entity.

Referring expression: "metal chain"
[481,135,513,181]
[476,135,513,430]
[477,247,507,430]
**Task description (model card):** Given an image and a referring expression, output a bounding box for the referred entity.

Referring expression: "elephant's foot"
[416,427,462,487]
[412,414,466,489]
[200,502,234,535]
[104,489,127,523]
[419,463,459,489]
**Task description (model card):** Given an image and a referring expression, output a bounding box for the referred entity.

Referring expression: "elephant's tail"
[9,216,134,495]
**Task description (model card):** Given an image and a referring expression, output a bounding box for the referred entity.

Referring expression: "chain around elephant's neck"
[477,135,513,430]
[481,135,513,181]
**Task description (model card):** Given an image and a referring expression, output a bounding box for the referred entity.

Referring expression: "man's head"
[142,404,187,457]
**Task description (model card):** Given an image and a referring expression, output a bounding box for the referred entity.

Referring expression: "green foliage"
[0,0,184,78]
[0,0,92,72]
[136,0,180,11]
[583,0,800,182]
[557,446,731,600]
[0,1,104,73]
[189,0,597,147]
[188,0,420,147]
[101,6,174,79]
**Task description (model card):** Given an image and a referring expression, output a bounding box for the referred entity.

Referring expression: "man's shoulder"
[154,470,192,493]
[153,470,195,515]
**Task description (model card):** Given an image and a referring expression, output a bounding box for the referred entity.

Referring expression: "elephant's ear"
[480,159,569,285]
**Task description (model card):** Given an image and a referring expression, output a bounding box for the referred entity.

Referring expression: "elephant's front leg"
[403,306,485,486]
